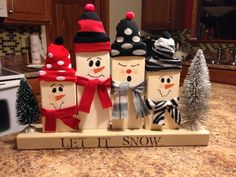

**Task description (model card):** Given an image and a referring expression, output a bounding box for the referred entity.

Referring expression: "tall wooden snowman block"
[39,37,79,132]
[110,12,149,129]
[145,32,182,130]
[74,4,112,129]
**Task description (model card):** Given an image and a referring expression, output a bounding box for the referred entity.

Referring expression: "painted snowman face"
[146,70,180,101]
[158,75,175,97]
[40,81,76,110]
[49,83,65,110]
[76,51,110,81]
[111,56,145,86]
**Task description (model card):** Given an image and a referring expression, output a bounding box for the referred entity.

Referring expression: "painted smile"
[158,89,171,97]
[50,101,64,110]
[87,73,105,78]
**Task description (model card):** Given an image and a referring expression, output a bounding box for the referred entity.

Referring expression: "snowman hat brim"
[39,68,76,82]
[145,56,182,72]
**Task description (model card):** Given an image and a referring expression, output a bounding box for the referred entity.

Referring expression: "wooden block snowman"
[39,37,79,132]
[110,12,149,129]
[74,4,112,129]
[145,32,182,130]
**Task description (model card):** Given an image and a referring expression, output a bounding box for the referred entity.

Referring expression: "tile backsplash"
[143,29,236,61]
[0,24,41,57]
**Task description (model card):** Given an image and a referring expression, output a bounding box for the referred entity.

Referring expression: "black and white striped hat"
[146,31,182,71]
[111,12,146,57]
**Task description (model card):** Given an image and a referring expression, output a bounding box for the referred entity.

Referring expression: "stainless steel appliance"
[0,67,26,136]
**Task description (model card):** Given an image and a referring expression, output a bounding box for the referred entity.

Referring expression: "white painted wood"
[40,81,77,132]
[111,56,145,129]
[76,51,111,129]
[145,70,181,130]
[17,125,210,149]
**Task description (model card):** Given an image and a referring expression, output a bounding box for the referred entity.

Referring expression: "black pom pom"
[54,36,64,45]
[162,31,171,39]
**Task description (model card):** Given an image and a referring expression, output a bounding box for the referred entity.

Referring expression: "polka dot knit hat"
[146,31,182,71]
[111,12,146,57]
[74,4,111,52]
[39,36,76,82]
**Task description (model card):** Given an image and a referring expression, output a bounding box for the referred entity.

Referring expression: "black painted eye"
[58,87,63,92]
[167,78,171,83]
[161,78,165,83]
[95,60,101,67]
[52,88,57,93]
[89,60,93,67]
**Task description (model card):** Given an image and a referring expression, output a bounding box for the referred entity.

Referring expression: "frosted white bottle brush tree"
[181,49,211,130]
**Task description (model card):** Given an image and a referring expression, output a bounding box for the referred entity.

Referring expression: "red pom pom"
[85,4,95,12]
[126,11,135,20]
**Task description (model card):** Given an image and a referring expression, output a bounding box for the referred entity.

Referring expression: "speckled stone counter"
[1,55,40,78]
[4,65,40,78]
[0,83,236,177]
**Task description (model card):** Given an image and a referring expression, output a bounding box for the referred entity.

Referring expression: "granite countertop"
[0,83,236,177]
[1,55,41,78]
[4,65,40,78]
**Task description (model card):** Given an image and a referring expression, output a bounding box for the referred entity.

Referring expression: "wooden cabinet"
[27,77,41,104]
[47,0,109,67]
[142,0,186,30]
[181,64,236,85]
[190,0,236,42]
[5,0,51,24]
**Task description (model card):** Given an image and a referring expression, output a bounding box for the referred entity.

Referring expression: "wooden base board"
[16,125,209,149]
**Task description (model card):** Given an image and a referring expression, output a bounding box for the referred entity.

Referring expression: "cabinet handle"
[8,10,13,14]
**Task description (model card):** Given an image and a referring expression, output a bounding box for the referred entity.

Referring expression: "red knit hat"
[74,4,111,52]
[39,37,76,82]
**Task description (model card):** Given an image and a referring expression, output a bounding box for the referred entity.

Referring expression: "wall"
[109,0,142,42]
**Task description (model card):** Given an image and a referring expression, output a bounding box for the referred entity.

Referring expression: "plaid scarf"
[145,97,181,125]
[112,81,149,119]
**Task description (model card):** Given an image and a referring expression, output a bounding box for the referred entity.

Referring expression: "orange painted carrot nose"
[164,83,174,89]
[93,66,105,73]
[55,94,65,101]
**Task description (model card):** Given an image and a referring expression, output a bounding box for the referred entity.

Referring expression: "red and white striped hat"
[39,37,76,82]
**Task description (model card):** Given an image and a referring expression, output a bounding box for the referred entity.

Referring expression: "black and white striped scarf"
[112,81,149,119]
[145,97,181,125]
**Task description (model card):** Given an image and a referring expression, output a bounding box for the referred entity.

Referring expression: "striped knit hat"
[74,4,111,52]
[146,31,182,71]
[39,37,76,82]
[111,12,146,57]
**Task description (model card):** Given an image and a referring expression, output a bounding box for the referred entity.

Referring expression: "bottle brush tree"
[16,78,40,132]
[181,49,211,130]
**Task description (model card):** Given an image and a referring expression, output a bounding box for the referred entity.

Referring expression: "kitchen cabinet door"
[6,0,51,24]
[47,0,109,67]
[142,0,185,30]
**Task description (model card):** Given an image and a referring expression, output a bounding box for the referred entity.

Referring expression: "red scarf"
[77,76,112,113]
[41,105,80,132]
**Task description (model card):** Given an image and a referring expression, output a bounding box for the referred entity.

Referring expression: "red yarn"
[85,4,95,12]
[126,11,135,20]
